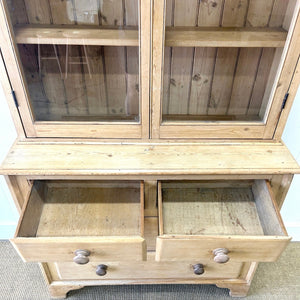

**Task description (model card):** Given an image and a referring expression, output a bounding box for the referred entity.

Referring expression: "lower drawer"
[53,260,244,280]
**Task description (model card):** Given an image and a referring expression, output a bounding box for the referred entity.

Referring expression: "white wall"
[0,83,299,240]
[0,81,18,239]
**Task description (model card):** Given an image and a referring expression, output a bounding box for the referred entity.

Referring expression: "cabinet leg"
[216,283,250,298]
[49,284,84,299]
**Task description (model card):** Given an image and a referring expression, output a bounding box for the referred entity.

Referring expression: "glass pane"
[163,0,291,123]
[7,0,139,122]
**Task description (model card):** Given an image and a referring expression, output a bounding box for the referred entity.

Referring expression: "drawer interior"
[159,180,286,237]
[18,180,144,238]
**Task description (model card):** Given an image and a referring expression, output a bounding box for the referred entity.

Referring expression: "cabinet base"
[48,281,251,299]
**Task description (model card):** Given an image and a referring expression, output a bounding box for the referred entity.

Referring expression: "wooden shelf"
[14,25,287,48]
[14,25,139,46]
[1,140,299,177]
[165,27,287,48]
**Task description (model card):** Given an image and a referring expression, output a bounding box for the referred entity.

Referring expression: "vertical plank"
[162,0,173,116]
[6,0,28,25]
[247,48,276,116]
[73,0,98,24]
[151,0,165,138]
[269,0,289,27]
[168,0,198,115]
[144,181,158,217]
[39,45,68,120]
[189,48,217,115]
[246,0,274,27]
[228,0,275,117]
[48,0,76,119]
[189,1,222,115]
[18,44,49,120]
[125,0,139,117]
[140,0,151,138]
[49,0,74,25]
[197,0,224,27]
[102,1,127,116]
[22,0,53,120]
[221,0,248,27]
[248,0,288,118]
[73,0,107,117]
[81,45,108,116]
[227,48,261,116]
[24,0,52,24]
[208,0,248,115]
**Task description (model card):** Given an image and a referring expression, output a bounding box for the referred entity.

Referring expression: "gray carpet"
[0,240,299,300]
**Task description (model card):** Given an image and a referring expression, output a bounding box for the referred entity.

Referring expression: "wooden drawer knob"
[193,263,205,275]
[73,249,91,265]
[213,248,229,263]
[96,264,108,276]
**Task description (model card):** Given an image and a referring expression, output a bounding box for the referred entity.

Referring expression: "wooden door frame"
[151,0,300,140]
[0,0,151,139]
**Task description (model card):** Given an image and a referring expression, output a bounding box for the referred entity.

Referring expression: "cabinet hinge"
[11,90,19,107]
[281,93,289,110]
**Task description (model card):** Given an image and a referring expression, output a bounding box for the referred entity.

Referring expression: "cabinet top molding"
[1,141,299,176]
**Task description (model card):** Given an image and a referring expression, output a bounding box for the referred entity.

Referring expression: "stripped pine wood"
[197,0,224,27]
[227,47,261,115]
[189,48,217,115]
[72,1,107,117]
[188,0,221,115]
[37,0,69,119]
[208,48,238,115]
[24,0,52,24]
[164,28,287,48]
[246,0,274,27]
[221,0,248,27]
[54,259,243,280]
[162,186,264,235]
[125,0,139,116]
[102,1,127,116]
[38,45,68,120]
[168,0,198,115]
[14,26,139,46]
[227,0,274,118]
[269,0,289,27]
[17,44,49,120]
[162,0,173,115]
[247,48,276,115]
[1,141,299,176]
[49,0,74,25]
[208,0,248,115]
[20,0,53,120]
[6,0,28,25]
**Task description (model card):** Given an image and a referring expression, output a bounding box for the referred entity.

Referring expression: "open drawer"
[11,180,146,262]
[156,180,291,262]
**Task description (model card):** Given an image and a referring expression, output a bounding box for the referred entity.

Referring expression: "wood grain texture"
[54,259,243,280]
[161,186,264,236]
[1,141,299,176]
[14,26,139,46]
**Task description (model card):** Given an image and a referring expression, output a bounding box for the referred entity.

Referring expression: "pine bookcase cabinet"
[0,0,300,298]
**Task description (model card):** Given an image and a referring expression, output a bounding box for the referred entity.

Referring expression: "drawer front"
[155,236,290,262]
[53,260,244,280]
[11,237,146,262]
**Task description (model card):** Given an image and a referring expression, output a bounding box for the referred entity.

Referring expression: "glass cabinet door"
[152,0,300,139]
[1,0,150,138]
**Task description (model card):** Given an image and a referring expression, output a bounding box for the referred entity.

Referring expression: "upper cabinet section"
[1,0,299,140]
[152,0,300,139]
[0,0,150,138]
